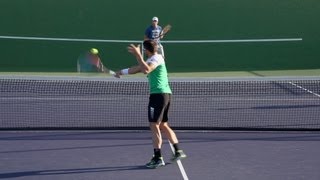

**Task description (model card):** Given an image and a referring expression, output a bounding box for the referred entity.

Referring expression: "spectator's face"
[152,20,158,26]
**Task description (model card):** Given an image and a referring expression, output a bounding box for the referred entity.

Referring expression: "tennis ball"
[90,48,99,55]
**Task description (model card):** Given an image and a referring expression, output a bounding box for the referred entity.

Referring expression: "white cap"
[152,17,158,21]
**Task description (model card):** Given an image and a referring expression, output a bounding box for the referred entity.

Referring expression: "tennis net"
[1,75,320,130]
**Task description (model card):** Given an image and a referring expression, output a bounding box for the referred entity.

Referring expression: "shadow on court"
[0,165,147,179]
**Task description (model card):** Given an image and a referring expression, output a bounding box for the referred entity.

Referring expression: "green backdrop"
[0,0,319,72]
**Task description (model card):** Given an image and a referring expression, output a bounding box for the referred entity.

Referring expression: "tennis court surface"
[1,75,320,179]
[1,131,320,180]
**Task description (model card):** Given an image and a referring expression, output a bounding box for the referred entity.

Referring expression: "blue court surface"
[1,131,320,180]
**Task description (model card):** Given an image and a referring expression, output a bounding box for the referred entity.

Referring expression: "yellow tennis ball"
[90,48,99,55]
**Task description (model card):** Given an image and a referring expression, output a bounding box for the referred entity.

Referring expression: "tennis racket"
[155,24,172,39]
[77,49,115,76]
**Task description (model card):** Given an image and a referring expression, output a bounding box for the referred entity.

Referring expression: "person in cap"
[144,17,165,58]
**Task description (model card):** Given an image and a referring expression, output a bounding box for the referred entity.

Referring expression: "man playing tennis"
[144,17,165,57]
[115,40,186,168]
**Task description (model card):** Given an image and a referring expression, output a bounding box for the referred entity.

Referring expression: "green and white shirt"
[146,54,172,94]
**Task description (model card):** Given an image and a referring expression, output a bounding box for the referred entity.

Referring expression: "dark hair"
[143,40,157,53]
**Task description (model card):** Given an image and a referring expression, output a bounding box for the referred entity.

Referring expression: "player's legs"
[160,122,187,161]
[146,121,165,168]
[148,94,167,149]
[159,96,177,144]
[160,122,178,144]
[146,94,167,168]
[149,122,162,149]
[160,94,187,161]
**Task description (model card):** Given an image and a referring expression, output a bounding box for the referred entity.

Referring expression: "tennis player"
[144,16,165,58]
[115,40,186,169]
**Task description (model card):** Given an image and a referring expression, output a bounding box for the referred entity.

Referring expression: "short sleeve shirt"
[145,25,162,43]
[146,54,172,94]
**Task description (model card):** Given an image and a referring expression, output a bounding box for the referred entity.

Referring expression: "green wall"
[0,0,319,72]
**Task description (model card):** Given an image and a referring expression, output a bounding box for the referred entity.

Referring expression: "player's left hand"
[127,44,141,56]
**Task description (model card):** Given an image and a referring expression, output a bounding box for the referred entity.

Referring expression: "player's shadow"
[0,165,149,179]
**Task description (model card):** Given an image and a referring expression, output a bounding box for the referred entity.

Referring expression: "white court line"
[0,35,141,43]
[162,38,303,43]
[0,35,302,43]
[288,82,320,98]
[169,142,189,180]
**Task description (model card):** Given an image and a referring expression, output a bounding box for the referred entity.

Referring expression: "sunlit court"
[1,0,320,179]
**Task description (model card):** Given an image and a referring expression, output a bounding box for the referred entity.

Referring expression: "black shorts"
[148,93,171,123]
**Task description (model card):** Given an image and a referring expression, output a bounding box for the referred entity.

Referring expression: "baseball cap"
[152,17,158,22]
